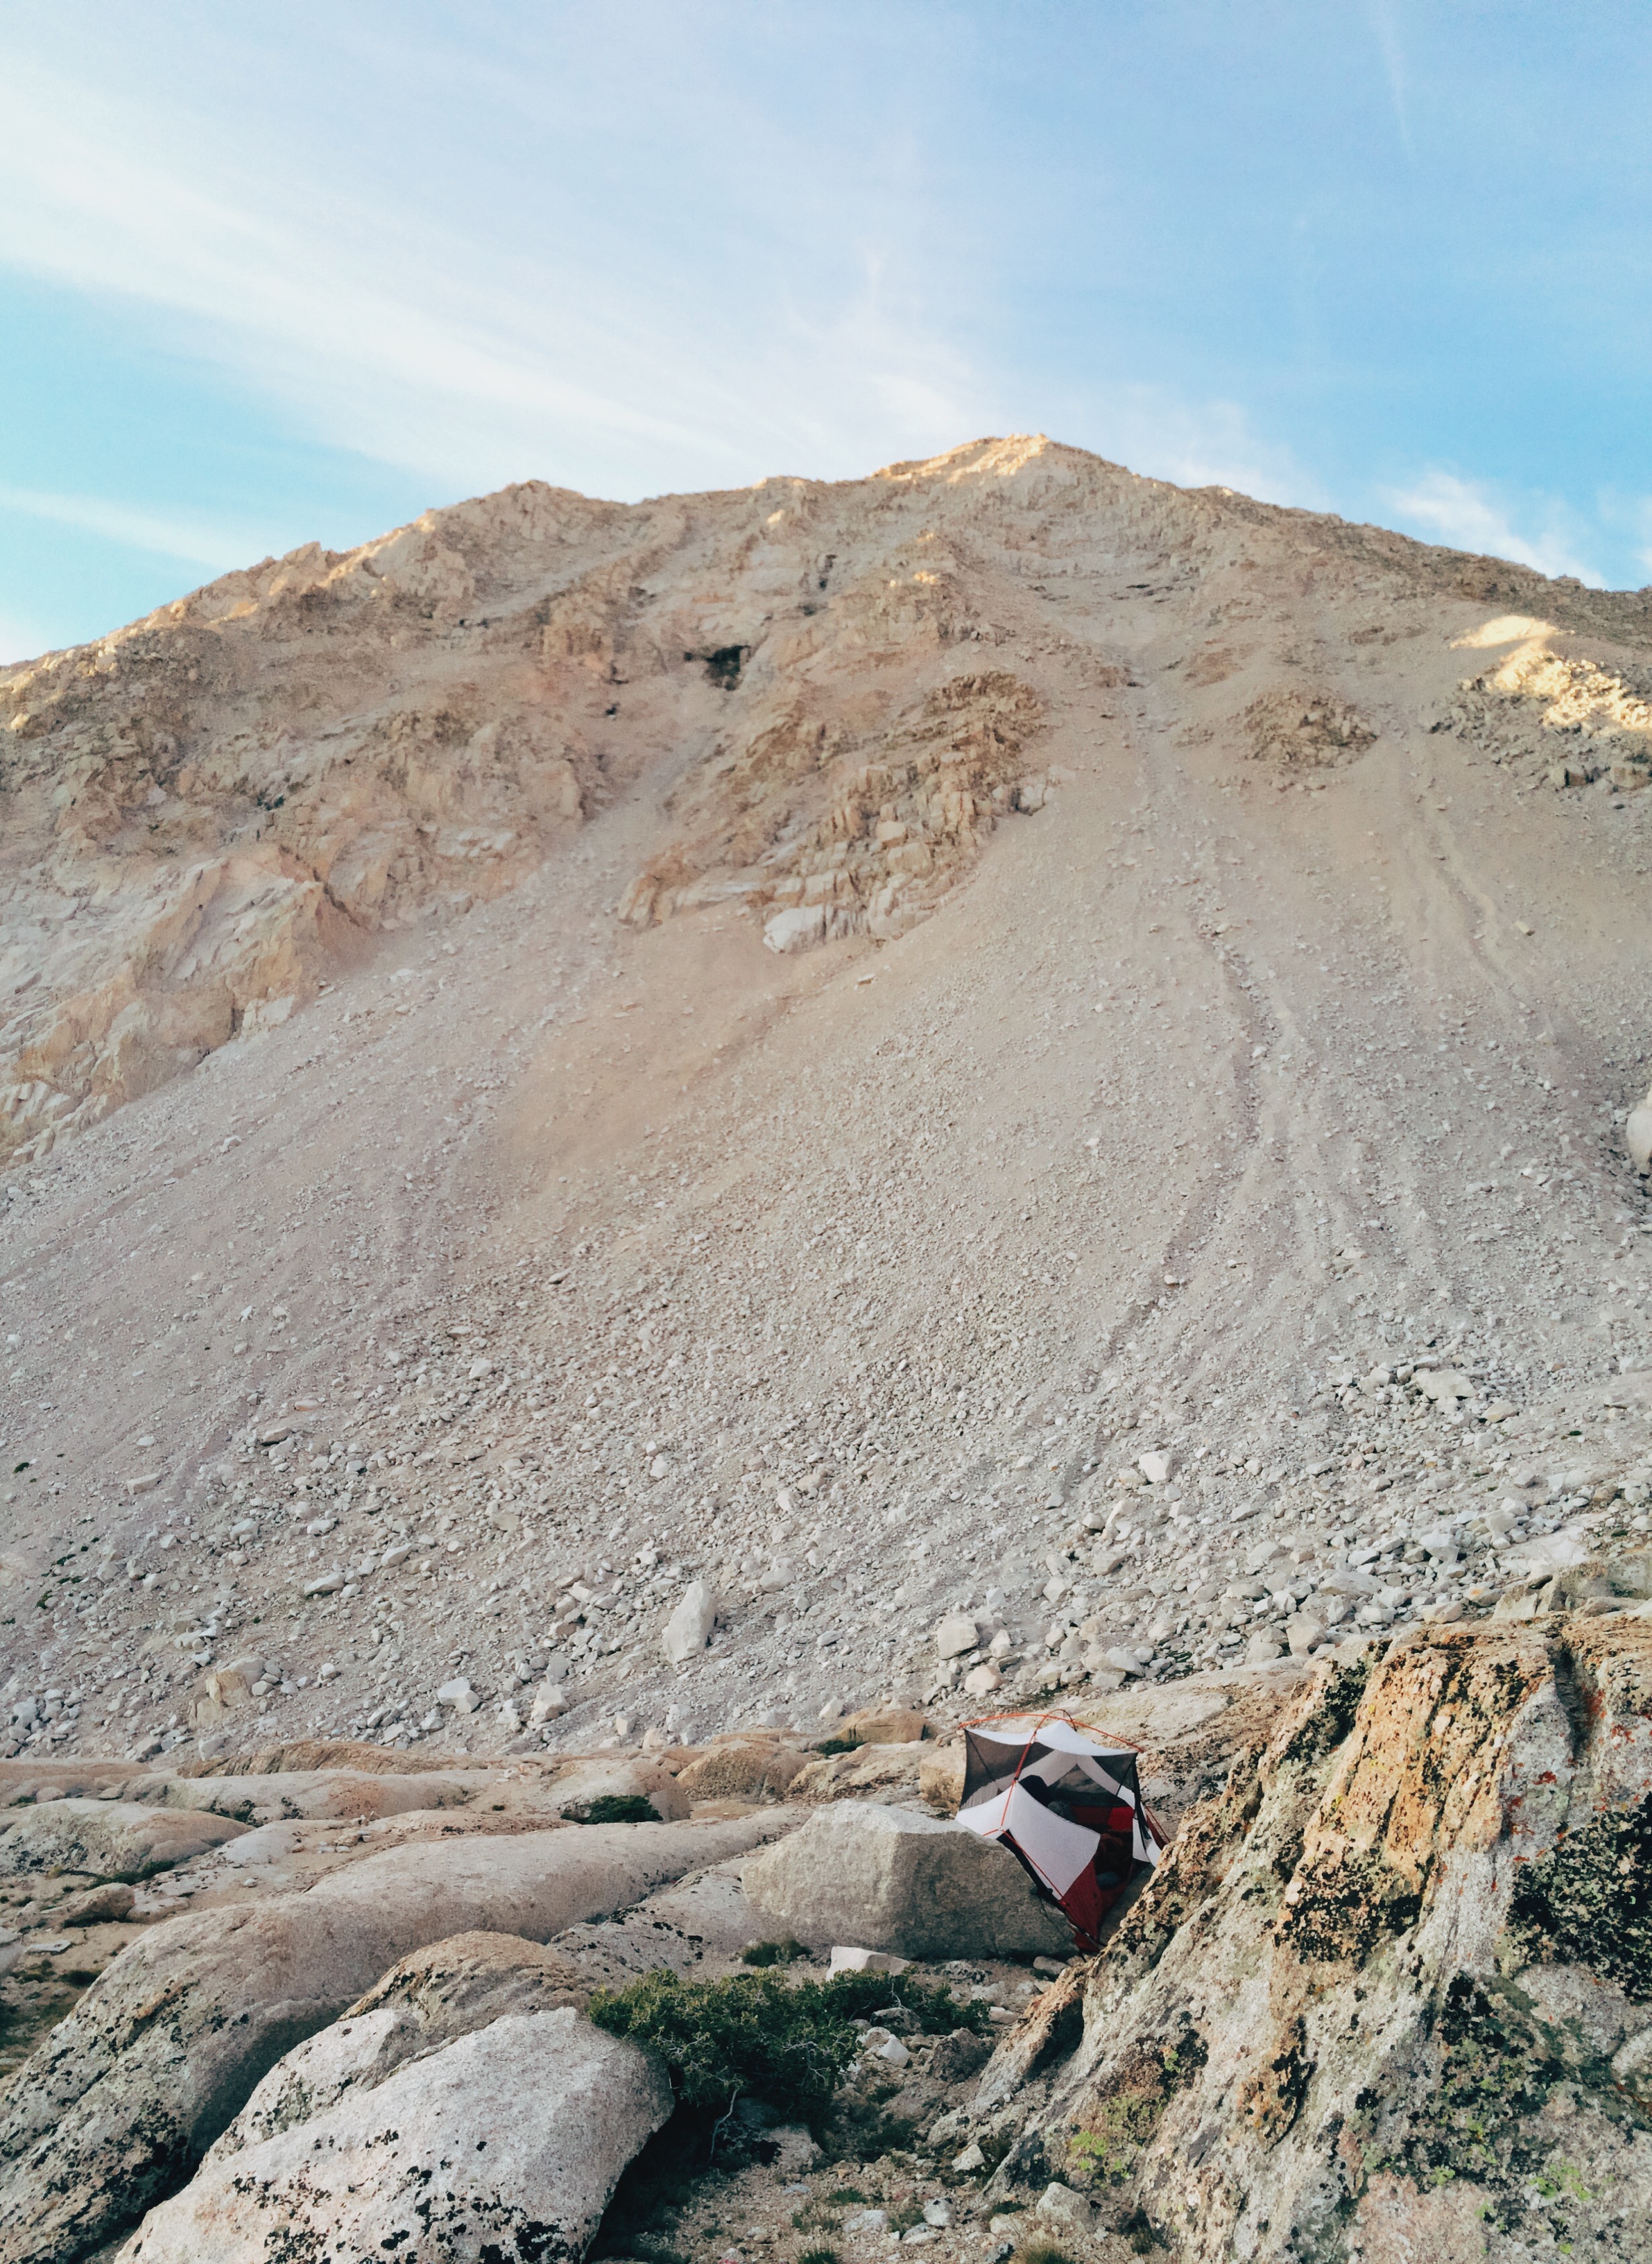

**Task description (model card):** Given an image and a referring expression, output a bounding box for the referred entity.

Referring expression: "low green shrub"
[587,1966,988,2120]
[741,1937,807,1967]
[576,1793,661,1825]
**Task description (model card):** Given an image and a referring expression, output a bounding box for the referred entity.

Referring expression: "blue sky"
[3,3,1649,662]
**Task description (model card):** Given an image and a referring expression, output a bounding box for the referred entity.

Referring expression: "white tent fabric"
[956,1779,1101,1896]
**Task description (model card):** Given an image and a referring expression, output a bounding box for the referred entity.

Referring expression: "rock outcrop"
[0,1812,780,2263]
[117,2008,671,2263]
[208,1930,592,2152]
[0,1797,249,1880]
[952,1622,1652,2259]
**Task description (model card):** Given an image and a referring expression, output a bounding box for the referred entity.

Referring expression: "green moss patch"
[1065,2027,1210,2186]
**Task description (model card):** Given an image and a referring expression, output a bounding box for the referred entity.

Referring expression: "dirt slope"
[2,435,1652,1766]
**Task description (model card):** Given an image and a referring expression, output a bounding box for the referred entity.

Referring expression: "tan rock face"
[0,487,626,1163]
[206,1929,593,2156]
[963,1623,1652,2261]
[0,454,1064,1163]
[675,1740,809,1801]
[619,668,1045,948]
[0,1812,780,2263]
[117,2009,671,2264]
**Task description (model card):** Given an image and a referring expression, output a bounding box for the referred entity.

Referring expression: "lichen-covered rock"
[0,1812,780,2263]
[0,1799,249,1880]
[116,2009,671,2263]
[207,1931,591,2154]
[961,1624,1652,2261]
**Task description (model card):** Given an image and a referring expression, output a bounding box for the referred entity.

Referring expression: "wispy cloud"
[1381,470,1602,585]
[0,43,992,502]
[1080,384,1324,511]
[0,484,259,570]
[1366,0,1414,159]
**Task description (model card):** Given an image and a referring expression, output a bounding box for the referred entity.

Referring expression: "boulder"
[675,1740,809,1801]
[0,1799,250,1882]
[742,1799,1070,1959]
[663,1580,719,1665]
[0,1812,782,2263]
[117,2009,671,2263]
[930,2028,994,2083]
[1035,2182,1099,2238]
[838,1706,931,1747]
[552,1761,689,1822]
[935,1613,979,1660]
[187,1670,252,1729]
[209,1931,591,2153]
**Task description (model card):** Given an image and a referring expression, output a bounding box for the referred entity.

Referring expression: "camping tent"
[954,1712,1165,1951]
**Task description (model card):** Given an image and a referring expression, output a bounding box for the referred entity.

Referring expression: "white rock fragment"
[662,1581,719,1665]
[934,1613,978,1661]
[828,1946,911,1975]
[1418,1369,1472,1405]
[1035,2183,1099,2238]
[763,905,827,954]
[1626,1083,1652,1174]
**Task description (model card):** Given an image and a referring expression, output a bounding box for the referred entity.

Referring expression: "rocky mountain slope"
[2,434,1652,1786]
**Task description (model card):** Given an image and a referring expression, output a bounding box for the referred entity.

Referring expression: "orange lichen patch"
[1290,1631,1553,1894]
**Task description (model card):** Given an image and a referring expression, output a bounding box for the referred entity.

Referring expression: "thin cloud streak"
[1382,470,1602,586]
[1366,0,1414,160]
[0,484,259,570]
